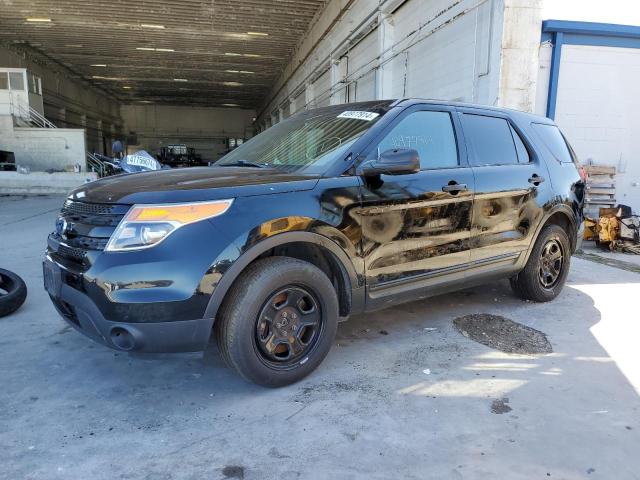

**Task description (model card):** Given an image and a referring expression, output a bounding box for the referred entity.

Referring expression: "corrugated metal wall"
[259,0,504,126]
[347,30,378,102]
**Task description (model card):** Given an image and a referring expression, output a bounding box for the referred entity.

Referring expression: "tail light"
[578,166,587,182]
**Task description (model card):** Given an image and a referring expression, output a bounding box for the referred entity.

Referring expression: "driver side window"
[377,111,459,169]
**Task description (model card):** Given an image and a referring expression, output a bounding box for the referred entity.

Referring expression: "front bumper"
[44,257,213,353]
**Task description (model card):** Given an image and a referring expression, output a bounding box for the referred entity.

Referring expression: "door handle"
[528,174,545,186]
[442,183,468,193]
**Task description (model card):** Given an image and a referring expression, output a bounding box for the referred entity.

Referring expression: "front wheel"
[510,224,571,302]
[215,257,339,387]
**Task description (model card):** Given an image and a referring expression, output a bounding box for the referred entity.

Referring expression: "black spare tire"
[0,268,27,317]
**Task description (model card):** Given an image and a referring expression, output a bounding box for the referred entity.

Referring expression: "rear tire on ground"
[0,268,27,317]
[215,257,339,387]
[510,224,571,303]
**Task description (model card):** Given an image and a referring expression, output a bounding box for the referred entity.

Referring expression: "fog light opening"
[110,327,136,351]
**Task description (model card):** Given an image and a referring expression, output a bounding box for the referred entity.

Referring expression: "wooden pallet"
[584,164,616,217]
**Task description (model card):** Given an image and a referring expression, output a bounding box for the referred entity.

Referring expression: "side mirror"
[358,148,420,176]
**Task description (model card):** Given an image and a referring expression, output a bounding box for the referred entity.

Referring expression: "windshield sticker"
[337,111,380,121]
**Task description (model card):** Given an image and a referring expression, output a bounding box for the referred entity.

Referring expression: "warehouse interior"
[2,1,640,478]
[0,0,531,173]
[0,0,328,163]
[1,1,638,217]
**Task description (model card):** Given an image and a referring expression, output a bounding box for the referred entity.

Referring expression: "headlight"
[105,199,233,252]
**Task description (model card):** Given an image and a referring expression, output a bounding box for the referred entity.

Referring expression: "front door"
[354,106,475,302]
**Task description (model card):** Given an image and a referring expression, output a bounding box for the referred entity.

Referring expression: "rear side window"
[461,114,519,166]
[532,123,573,163]
[376,110,458,169]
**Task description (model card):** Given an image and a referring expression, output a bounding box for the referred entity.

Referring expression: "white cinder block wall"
[256,0,543,129]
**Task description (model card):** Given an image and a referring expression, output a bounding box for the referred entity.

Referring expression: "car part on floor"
[0,268,27,317]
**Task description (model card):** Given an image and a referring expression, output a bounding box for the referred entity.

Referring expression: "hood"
[70,166,320,204]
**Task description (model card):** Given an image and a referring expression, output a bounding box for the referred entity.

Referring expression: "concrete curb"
[0,171,98,195]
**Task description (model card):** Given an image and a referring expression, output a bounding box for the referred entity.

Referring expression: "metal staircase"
[11,101,58,128]
[86,152,110,177]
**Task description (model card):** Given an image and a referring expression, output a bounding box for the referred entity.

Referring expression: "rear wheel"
[510,224,571,302]
[215,257,339,387]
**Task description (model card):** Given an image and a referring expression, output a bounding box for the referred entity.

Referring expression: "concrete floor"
[579,243,640,271]
[1,195,639,480]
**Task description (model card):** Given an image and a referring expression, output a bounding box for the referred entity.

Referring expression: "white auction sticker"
[337,111,380,121]
[127,155,159,170]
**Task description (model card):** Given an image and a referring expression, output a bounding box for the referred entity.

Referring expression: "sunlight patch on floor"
[571,282,640,394]
[398,378,527,397]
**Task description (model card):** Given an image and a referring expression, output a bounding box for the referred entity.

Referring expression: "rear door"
[458,109,550,266]
[355,105,475,299]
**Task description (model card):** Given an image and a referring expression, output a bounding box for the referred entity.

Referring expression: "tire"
[215,257,339,387]
[510,224,571,303]
[0,268,27,317]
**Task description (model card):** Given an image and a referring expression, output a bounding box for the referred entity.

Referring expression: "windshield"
[216,101,393,174]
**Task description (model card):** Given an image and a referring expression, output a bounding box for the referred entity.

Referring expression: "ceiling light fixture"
[141,24,165,29]
[92,75,124,81]
[136,47,174,52]
[224,52,241,56]
[173,78,188,82]
[243,53,261,58]
[222,103,240,107]
[91,64,107,67]
[123,86,132,89]
[26,18,51,22]
[222,81,243,87]
[247,32,268,36]
[225,70,239,73]
[239,70,254,74]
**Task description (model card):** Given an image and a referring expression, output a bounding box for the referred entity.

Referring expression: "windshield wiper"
[218,160,269,168]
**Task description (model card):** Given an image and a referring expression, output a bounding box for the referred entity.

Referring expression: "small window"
[532,123,574,163]
[29,74,42,95]
[0,73,8,90]
[376,111,458,169]
[9,72,24,91]
[461,114,519,166]
[510,125,530,163]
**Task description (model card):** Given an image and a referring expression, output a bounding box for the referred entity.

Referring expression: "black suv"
[44,99,584,386]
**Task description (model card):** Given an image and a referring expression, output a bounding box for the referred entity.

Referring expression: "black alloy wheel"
[255,286,323,368]
[510,224,571,303]
[538,238,564,289]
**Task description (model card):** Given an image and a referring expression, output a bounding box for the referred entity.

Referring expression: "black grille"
[48,200,130,268]
[56,242,86,262]
[62,200,115,216]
